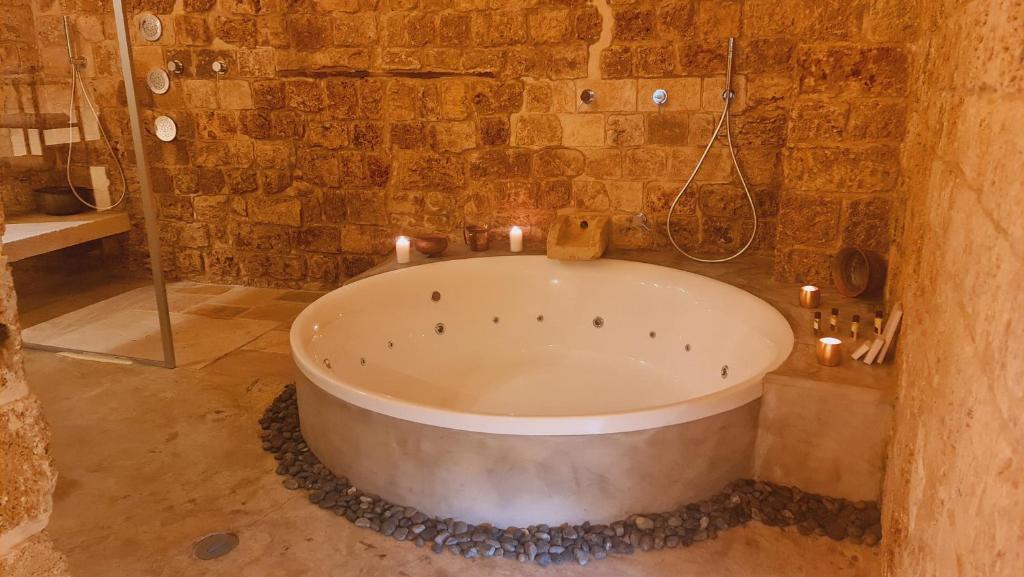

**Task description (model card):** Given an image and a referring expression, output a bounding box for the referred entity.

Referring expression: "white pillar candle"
[396,236,410,264]
[509,226,523,253]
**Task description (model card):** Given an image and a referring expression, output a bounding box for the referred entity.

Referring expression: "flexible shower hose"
[666,37,757,263]
[64,16,128,210]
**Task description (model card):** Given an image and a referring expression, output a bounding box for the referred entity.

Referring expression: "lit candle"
[509,226,523,253]
[396,236,410,264]
[816,337,843,367]
[799,285,820,308]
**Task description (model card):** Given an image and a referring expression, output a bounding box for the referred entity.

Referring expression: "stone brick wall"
[5,0,911,289]
[881,0,1024,575]
[0,204,70,574]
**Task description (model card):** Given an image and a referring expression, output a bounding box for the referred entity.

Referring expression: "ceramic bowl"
[413,235,449,257]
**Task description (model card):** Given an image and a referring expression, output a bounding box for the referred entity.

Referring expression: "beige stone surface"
[1,196,68,573]
[298,376,759,527]
[755,375,893,502]
[25,347,880,577]
[0,532,69,577]
[881,1,1024,576]
[3,0,910,288]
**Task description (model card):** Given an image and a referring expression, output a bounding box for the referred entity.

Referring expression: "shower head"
[61,16,86,69]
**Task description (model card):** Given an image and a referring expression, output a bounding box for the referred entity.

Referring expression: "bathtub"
[291,256,794,527]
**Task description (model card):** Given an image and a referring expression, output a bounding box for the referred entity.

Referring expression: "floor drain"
[193,532,239,560]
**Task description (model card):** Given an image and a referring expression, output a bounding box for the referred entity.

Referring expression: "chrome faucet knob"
[579,89,596,105]
[652,89,668,106]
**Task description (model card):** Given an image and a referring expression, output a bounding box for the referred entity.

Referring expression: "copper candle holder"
[816,337,843,367]
[799,285,821,308]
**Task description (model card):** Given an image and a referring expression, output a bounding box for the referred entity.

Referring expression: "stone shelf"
[1,210,131,262]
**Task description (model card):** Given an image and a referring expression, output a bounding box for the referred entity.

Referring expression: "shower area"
[2,0,175,365]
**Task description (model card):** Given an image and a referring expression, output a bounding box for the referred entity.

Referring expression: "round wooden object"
[832,247,887,298]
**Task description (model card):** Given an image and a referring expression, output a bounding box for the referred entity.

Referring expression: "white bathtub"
[292,256,793,435]
[290,256,794,525]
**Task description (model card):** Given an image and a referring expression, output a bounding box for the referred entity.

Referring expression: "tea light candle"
[509,226,523,253]
[816,337,843,367]
[396,236,410,264]
[799,285,821,308]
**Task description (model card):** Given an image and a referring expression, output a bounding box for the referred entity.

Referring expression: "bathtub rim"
[290,256,794,436]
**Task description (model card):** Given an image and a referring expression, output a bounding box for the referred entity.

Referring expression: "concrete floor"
[25,342,880,577]
[24,348,876,577]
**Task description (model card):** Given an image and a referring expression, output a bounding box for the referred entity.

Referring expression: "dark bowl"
[413,235,449,257]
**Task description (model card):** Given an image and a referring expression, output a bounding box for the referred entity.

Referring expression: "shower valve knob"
[652,89,668,106]
[211,60,228,75]
[166,60,184,75]
[579,89,596,105]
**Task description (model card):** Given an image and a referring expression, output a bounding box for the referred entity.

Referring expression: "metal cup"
[464,226,490,252]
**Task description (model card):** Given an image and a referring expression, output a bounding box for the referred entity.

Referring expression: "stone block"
[743,0,865,41]
[847,100,907,141]
[296,147,340,187]
[174,15,211,46]
[774,247,833,284]
[438,13,471,46]
[777,193,840,248]
[478,116,510,146]
[340,224,391,254]
[647,112,690,146]
[296,225,342,253]
[572,180,610,211]
[583,148,622,179]
[533,148,585,177]
[600,46,633,78]
[575,5,603,42]
[734,109,788,147]
[345,190,389,225]
[637,78,702,112]
[547,44,588,79]
[217,80,253,110]
[694,0,741,41]
[183,80,218,109]
[702,75,746,113]
[635,44,676,77]
[605,114,644,146]
[622,147,666,179]
[389,122,426,150]
[470,81,524,115]
[287,15,333,51]
[512,114,562,147]
[613,6,656,41]
[471,11,527,47]
[0,396,57,535]
[334,12,378,46]
[248,196,302,227]
[285,80,327,112]
[528,9,572,44]
[699,184,748,218]
[467,149,532,179]
[573,80,637,112]
[797,46,909,97]
[787,99,849,143]
[428,122,476,153]
[399,152,465,190]
[305,119,350,150]
[841,196,892,253]
[215,16,256,47]
[784,146,900,193]
[558,114,605,147]
[252,80,285,109]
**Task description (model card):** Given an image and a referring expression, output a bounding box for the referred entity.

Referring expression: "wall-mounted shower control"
[652,89,668,106]
[166,60,184,75]
[579,89,596,105]
[212,60,228,75]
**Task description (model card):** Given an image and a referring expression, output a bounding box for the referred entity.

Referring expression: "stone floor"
[22,282,880,577]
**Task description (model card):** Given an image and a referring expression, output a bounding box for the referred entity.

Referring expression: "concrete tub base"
[297,376,760,528]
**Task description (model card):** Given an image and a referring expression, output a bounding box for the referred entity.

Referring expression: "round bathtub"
[291,256,793,526]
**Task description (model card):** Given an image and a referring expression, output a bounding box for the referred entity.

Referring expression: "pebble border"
[260,385,882,567]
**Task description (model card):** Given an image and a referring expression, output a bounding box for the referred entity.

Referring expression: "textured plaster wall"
[4,0,911,289]
[0,204,70,573]
[882,0,1024,575]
